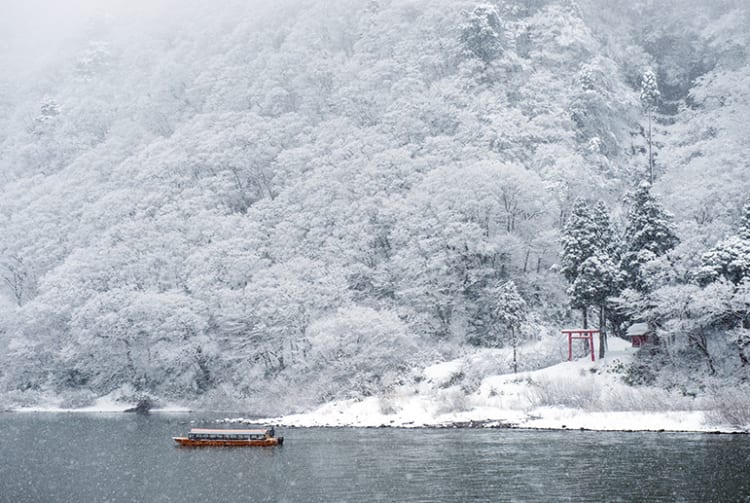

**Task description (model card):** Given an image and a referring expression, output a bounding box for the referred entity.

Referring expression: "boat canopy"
[189,428,269,435]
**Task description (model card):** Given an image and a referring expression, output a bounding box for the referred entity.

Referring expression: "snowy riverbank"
[256,337,747,433]
[6,337,747,434]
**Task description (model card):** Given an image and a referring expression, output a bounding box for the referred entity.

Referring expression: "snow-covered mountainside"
[0,0,749,419]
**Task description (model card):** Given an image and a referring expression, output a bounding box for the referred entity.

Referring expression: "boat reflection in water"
[173,427,283,447]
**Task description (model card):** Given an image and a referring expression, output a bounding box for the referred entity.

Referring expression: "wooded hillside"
[1,0,748,412]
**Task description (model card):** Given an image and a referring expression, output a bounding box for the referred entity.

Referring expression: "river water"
[1,413,748,502]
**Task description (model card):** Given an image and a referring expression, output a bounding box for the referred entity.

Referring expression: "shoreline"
[0,406,750,435]
[3,341,747,434]
[2,408,746,435]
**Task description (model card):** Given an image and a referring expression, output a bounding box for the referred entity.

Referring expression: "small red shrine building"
[625,322,652,347]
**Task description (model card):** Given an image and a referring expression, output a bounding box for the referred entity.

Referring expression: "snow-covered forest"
[1,0,748,414]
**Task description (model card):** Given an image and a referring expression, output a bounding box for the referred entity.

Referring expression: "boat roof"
[189,428,269,434]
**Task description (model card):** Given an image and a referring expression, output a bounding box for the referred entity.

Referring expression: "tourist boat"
[172,427,283,447]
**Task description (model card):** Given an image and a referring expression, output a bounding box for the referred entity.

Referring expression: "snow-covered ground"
[259,337,746,433]
[7,338,747,433]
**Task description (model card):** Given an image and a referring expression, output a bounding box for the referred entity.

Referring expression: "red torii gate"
[562,329,599,362]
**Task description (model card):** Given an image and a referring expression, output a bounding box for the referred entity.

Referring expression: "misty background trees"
[0,0,748,412]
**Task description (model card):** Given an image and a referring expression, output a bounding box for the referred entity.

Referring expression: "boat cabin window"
[188,429,270,440]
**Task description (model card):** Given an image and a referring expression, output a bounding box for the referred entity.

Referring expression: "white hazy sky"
[0,0,198,83]
[0,0,284,76]
[2,0,128,45]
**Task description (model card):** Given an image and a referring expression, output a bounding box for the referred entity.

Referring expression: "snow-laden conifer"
[561,198,620,355]
[640,69,660,183]
[560,198,599,285]
[620,182,679,293]
[591,200,620,259]
[460,4,503,64]
[569,253,619,357]
[639,70,660,113]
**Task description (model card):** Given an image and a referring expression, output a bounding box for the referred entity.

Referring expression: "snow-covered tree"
[568,60,633,160]
[68,290,212,396]
[492,280,527,373]
[460,5,503,64]
[591,200,620,258]
[561,198,620,355]
[698,202,750,286]
[39,97,60,120]
[578,65,595,92]
[568,253,619,357]
[698,237,750,287]
[561,198,598,285]
[561,197,612,328]
[620,182,679,293]
[0,0,748,409]
[741,202,750,240]
[730,279,750,366]
[304,306,418,401]
[75,41,112,80]
[0,255,36,306]
[640,69,660,183]
[391,161,551,342]
[639,69,660,113]
[695,202,750,366]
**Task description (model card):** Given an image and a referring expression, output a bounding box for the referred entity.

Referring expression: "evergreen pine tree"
[640,69,660,183]
[561,198,598,285]
[561,198,597,328]
[639,70,660,112]
[460,5,503,64]
[591,200,620,259]
[569,253,619,357]
[620,182,679,293]
[561,198,623,356]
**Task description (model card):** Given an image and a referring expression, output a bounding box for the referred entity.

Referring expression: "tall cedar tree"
[561,198,598,328]
[640,69,660,183]
[561,198,620,357]
[620,182,679,293]
[592,200,620,258]
[569,253,619,357]
[575,200,620,356]
[561,199,599,283]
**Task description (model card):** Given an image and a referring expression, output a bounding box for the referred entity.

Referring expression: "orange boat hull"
[173,436,284,447]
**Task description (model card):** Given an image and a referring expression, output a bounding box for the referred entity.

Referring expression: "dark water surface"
[1,413,749,503]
